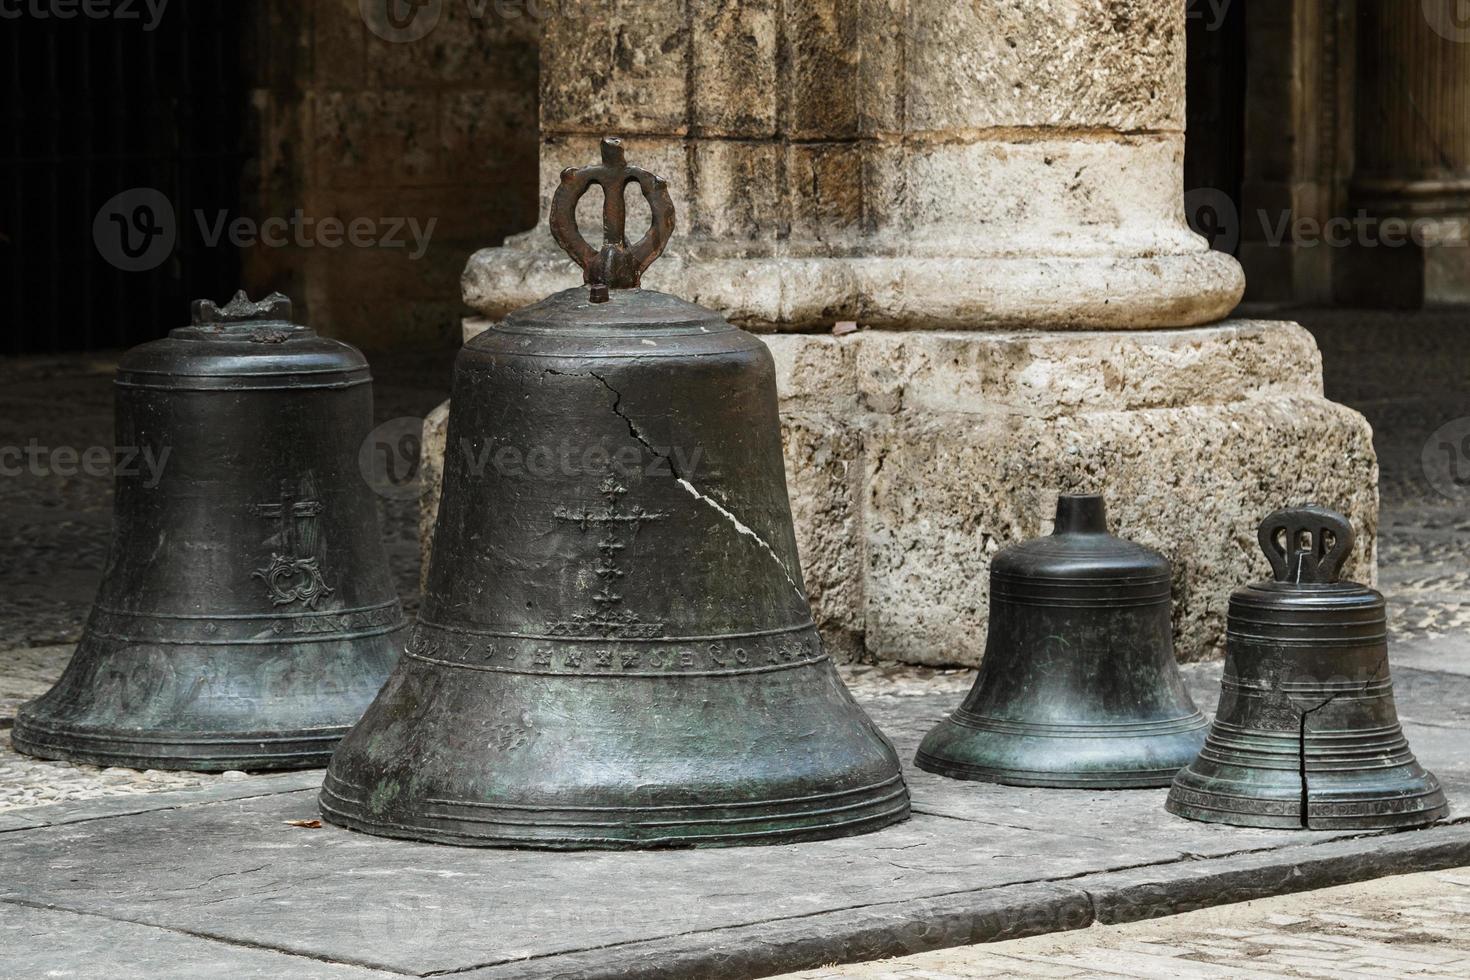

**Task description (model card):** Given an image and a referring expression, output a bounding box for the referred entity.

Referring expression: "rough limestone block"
[904,0,1184,132]
[418,400,451,592]
[781,410,866,662]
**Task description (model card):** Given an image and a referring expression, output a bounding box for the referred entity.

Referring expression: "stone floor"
[775,867,1470,979]
[4,659,1470,978]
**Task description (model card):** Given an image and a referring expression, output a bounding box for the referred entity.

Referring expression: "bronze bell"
[1167,506,1447,829]
[916,494,1208,787]
[12,293,405,771]
[320,138,911,848]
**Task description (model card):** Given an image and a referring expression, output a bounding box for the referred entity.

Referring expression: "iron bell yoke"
[13,292,405,771]
[320,138,911,848]
[916,493,1209,788]
[1168,506,1447,830]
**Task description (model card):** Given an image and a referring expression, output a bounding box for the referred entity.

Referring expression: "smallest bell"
[1167,506,1447,830]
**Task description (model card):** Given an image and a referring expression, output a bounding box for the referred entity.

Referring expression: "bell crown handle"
[549,137,676,301]
[1257,505,1355,584]
[191,290,293,327]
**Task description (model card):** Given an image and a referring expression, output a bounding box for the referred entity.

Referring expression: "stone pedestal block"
[421,318,1377,666]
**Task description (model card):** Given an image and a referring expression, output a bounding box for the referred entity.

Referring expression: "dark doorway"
[1184,0,1247,256]
[1,4,248,354]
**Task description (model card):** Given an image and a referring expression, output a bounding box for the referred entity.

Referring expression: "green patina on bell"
[1168,506,1447,830]
[13,293,405,771]
[319,138,910,849]
[916,493,1208,788]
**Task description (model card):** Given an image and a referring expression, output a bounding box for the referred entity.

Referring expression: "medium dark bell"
[1167,506,1447,830]
[320,138,911,849]
[12,292,405,772]
[916,494,1208,788]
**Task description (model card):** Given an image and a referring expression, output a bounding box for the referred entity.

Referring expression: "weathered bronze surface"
[1167,506,1447,829]
[12,293,405,771]
[915,494,1208,788]
[320,138,911,849]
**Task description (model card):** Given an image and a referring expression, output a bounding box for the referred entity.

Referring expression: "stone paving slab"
[0,902,398,980]
[2,662,1468,979]
[774,867,1470,978]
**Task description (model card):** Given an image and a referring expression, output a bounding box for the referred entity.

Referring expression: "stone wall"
[240,0,539,350]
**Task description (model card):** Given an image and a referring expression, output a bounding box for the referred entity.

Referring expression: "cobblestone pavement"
[774,867,1470,979]
[1299,309,1470,645]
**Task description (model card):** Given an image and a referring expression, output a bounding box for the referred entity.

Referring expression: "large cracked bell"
[13,293,405,771]
[1167,506,1447,830]
[320,137,911,848]
[916,494,1208,788]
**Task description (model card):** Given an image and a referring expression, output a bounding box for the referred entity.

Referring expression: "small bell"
[916,493,1208,788]
[1167,506,1447,829]
[320,138,910,848]
[12,292,405,771]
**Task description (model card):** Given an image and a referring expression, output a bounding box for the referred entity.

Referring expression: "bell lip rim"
[315,771,914,849]
[316,799,914,849]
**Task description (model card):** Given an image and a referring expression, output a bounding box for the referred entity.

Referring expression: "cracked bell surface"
[320,137,911,848]
[12,292,405,771]
[1167,506,1446,830]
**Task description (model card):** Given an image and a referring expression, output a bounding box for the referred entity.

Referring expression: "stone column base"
[462,234,1245,332]
[421,319,1376,666]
